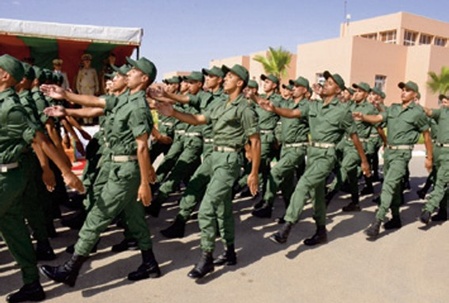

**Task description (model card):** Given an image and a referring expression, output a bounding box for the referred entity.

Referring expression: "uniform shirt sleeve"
[129,103,153,139]
[188,94,201,110]
[241,106,259,137]
[341,109,357,134]
[103,95,117,113]
[415,110,430,132]
[7,105,38,144]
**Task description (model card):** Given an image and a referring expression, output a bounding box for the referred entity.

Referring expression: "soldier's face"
[400,88,416,102]
[205,74,222,90]
[263,79,277,93]
[112,74,127,91]
[354,88,368,102]
[188,81,202,94]
[126,68,147,89]
[292,85,306,98]
[223,72,241,93]
[441,98,449,107]
[322,78,340,97]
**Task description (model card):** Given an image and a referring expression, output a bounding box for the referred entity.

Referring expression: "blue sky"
[1,0,449,80]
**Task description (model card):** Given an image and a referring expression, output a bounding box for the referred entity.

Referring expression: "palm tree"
[253,46,292,80]
[427,66,449,94]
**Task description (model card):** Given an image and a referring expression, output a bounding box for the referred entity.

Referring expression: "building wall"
[209,55,250,70]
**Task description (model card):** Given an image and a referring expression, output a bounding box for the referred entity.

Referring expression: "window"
[435,37,447,47]
[404,31,417,46]
[419,34,433,45]
[361,33,377,40]
[380,30,397,44]
[374,75,386,91]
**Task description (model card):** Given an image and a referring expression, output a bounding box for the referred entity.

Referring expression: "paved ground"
[1,145,449,303]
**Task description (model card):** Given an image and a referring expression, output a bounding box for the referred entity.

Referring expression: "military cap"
[289,76,310,89]
[112,64,132,76]
[260,74,279,85]
[184,71,204,83]
[163,76,182,84]
[247,80,259,90]
[352,82,371,93]
[323,70,346,90]
[221,64,249,85]
[22,62,36,80]
[202,66,225,78]
[0,54,24,82]
[398,81,419,93]
[126,56,157,84]
[281,84,293,91]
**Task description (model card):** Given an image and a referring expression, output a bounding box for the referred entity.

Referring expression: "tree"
[427,66,449,95]
[253,46,292,80]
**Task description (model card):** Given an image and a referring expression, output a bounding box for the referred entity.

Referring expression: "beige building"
[203,11,449,107]
[300,11,449,107]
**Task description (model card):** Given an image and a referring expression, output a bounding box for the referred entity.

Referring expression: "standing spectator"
[76,53,99,124]
[52,58,70,90]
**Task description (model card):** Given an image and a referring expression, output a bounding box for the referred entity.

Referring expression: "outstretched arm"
[41,84,106,108]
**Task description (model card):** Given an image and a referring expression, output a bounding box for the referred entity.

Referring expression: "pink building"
[299,11,449,107]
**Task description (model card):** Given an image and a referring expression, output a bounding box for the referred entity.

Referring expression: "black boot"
[146,193,166,218]
[160,216,186,239]
[342,202,361,212]
[269,222,293,244]
[360,177,374,196]
[188,251,214,279]
[127,249,161,281]
[303,225,328,246]
[251,202,272,218]
[416,188,427,200]
[384,215,402,230]
[432,208,447,222]
[40,253,88,287]
[35,240,56,261]
[213,244,237,266]
[111,238,138,252]
[419,210,432,225]
[6,281,45,303]
[364,219,382,239]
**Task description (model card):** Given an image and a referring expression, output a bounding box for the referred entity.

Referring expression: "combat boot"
[251,202,272,218]
[303,225,328,246]
[419,210,432,225]
[364,219,382,239]
[188,251,214,279]
[160,216,186,239]
[269,222,293,244]
[213,244,237,266]
[111,238,138,252]
[6,281,45,303]
[35,239,56,261]
[384,215,402,230]
[40,253,88,287]
[342,202,361,212]
[432,208,447,222]
[128,249,161,281]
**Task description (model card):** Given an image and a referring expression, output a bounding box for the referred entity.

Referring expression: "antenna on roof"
[344,0,351,25]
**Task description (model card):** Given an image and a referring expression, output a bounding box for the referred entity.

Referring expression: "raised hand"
[40,84,67,100]
[43,105,67,117]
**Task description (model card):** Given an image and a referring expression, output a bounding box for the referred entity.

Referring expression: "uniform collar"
[228,93,245,106]
[0,87,16,100]
[127,89,145,101]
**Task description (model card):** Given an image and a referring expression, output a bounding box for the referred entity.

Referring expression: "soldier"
[39,57,161,286]
[419,94,449,224]
[157,66,227,240]
[355,81,432,239]
[0,54,83,303]
[157,64,260,279]
[268,71,370,246]
[251,76,310,219]
[326,82,381,212]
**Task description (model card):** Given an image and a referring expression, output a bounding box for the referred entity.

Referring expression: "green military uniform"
[74,89,154,256]
[175,88,226,221]
[197,93,258,252]
[150,87,213,216]
[375,101,428,221]
[284,96,356,226]
[258,97,309,211]
[422,107,449,214]
[327,95,377,208]
[254,85,282,191]
[0,86,41,286]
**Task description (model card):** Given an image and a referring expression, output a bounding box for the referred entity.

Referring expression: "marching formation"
[1,52,448,302]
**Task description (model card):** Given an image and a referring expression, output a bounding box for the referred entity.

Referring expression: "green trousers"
[328,143,361,200]
[156,135,184,183]
[177,143,214,220]
[0,164,39,285]
[424,146,449,212]
[157,136,203,197]
[376,149,412,220]
[75,161,152,256]
[263,145,307,206]
[22,152,49,242]
[198,151,242,252]
[284,146,336,226]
